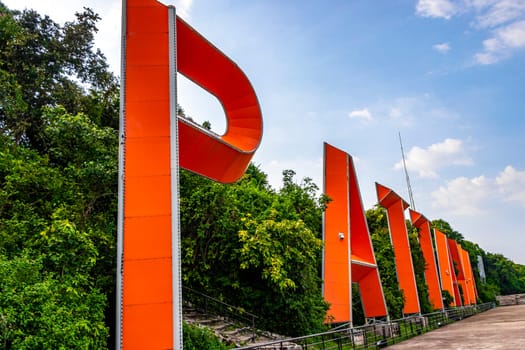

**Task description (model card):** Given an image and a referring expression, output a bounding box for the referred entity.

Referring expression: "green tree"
[459,239,496,303]
[430,219,525,302]
[42,106,118,232]
[0,253,108,349]
[431,219,464,242]
[0,134,69,255]
[183,322,228,350]
[0,3,118,149]
[278,170,329,235]
[0,103,117,348]
[484,253,525,295]
[441,290,454,308]
[180,168,328,336]
[366,206,404,319]
[237,214,327,334]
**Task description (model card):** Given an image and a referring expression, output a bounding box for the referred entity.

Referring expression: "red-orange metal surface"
[457,245,470,305]
[177,16,263,182]
[448,239,466,306]
[434,229,457,306]
[448,239,465,280]
[376,183,420,315]
[323,144,387,323]
[446,239,462,307]
[323,143,351,323]
[123,1,172,347]
[122,0,262,348]
[347,151,387,319]
[465,252,478,302]
[409,210,444,310]
[460,246,476,305]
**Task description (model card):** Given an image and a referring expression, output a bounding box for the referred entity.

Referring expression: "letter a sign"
[117,1,263,349]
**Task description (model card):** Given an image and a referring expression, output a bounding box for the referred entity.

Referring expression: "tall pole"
[399,132,416,210]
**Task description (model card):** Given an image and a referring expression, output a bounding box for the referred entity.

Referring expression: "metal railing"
[183,286,259,340]
[235,303,495,349]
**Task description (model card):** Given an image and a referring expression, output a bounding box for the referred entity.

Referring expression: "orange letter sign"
[376,183,420,316]
[410,209,444,310]
[434,230,458,307]
[323,143,387,324]
[117,1,262,349]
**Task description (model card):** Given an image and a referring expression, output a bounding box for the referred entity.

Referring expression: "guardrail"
[235,303,495,349]
[183,286,259,339]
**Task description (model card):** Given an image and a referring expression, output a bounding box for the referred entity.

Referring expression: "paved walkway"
[387,305,525,349]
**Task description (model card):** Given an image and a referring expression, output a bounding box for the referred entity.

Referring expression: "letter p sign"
[117,1,263,349]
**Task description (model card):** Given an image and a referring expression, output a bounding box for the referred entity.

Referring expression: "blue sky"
[5,0,525,265]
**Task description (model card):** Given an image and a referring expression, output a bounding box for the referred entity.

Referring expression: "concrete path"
[387,305,525,349]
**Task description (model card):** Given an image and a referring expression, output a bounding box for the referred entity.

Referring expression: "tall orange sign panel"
[118,1,262,349]
[460,248,477,304]
[453,242,470,305]
[323,143,387,324]
[448,239,465,306]
[433,230,457,306]
[409,210,444,310]
[376,183,420,315]
[458,245,477,305]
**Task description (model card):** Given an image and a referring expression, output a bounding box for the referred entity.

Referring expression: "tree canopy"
[0,2,119,149]
[0,3,117,347]
[180,167,329,336]
[0,2,524,349]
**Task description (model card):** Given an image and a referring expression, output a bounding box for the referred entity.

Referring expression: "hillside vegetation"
[1,2,524,348]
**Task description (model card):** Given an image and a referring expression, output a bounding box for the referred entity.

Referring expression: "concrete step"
[183,304,288,347]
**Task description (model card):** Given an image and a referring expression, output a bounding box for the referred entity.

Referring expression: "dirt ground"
[387,304,525,349]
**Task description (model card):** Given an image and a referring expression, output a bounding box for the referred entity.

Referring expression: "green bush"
[183,322,229,350]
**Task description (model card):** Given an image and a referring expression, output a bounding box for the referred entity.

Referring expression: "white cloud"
[416,0,525,64]
[472,0,525,29]
[431,175,491,215]
[416,0,525,25]
[348,108,372,122]
[416,0,457,19]
[475,20,525,64]
[495,165,525,205]
[394,138,472,178]
[433,42,451,53]
[430,165,525,216]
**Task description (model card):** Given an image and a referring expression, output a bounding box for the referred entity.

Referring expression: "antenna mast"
[399,132,416,209]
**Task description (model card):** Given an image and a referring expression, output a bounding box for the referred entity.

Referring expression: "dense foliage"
[407,222,433,314]
[0,3,118,347]
[0,107,117,348]
[0,2,118,149]
[432,220,525,302]
[366,206,404,319]
[1,2,525,349]
[180,167,329,336]
[183,323,229,350]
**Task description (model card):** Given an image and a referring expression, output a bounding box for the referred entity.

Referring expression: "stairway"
[183,306,280,347]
